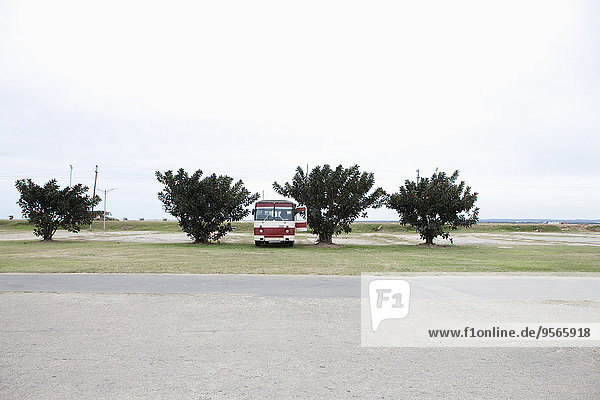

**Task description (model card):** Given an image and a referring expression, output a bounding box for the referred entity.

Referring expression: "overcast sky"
[1,0,599,221]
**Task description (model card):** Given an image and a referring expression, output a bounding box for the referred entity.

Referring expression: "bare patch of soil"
[314,242,340,247]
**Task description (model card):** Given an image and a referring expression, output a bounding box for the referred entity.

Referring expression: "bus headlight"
[285,228,290,234]
[259,228,264,234]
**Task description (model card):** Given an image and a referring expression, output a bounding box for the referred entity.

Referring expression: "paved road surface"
[1,274,599,399]
[2,273,600,299]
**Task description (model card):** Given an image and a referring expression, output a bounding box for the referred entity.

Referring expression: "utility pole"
[69,165,73,187]
[90,165,98,230]
[305,163,309,206]
[416,169,420,184]
[100,188,116,230]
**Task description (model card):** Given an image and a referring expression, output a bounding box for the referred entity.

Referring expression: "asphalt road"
[2,273,600,299]
[1,274,599,399]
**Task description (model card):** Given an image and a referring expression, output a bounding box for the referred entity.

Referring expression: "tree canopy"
[388,170,479,245]
[273,164,385,244]
[156,168,259,243]
[15,179,100,241]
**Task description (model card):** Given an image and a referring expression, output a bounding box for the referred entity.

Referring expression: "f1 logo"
[368,280,411,331]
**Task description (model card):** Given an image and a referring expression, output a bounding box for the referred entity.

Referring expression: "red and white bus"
[252,200,307,246]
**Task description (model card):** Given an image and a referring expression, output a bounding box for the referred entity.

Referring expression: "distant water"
[478,219,600,224]
[358,219,600,225]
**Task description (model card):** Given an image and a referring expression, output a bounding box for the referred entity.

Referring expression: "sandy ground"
[1,229,600,246]
[334,232,600,247]
[2,275,600,398]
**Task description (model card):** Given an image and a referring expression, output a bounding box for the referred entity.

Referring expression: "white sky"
[1,0,599,220]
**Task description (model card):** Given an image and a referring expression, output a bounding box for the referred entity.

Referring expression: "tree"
[388,170,479,245]
[156,169,259,243]
[15,179,101,241]
[273,164,386,244]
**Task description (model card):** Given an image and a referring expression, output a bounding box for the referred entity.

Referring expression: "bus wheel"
[287,242,294,247]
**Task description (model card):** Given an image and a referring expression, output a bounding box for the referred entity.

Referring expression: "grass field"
[1,220,599,274]
[0,240,598,274]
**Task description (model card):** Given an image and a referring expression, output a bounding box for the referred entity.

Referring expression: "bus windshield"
[255,208,274,221]
[255,205,294,221]
[275,208,294,221]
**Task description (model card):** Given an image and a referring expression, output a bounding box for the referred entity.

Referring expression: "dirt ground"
[1,229,599,247]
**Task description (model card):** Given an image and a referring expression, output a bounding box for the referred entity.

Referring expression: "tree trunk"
[425,235,434,245]
[318,232,333,244]
[43,226,54,241]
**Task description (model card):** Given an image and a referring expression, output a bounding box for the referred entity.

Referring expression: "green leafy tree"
[156,169,259,243]
[15,179,101,241]
[388,170,479,245]
[273,164,385,244]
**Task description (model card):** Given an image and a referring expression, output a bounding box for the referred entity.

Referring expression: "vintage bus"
[252,200,307,246]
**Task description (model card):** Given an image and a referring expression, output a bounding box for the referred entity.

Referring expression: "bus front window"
[255,208,274,221]
[274,209,294,221]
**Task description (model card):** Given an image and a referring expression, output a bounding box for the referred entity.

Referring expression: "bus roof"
[255,200,294,208]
